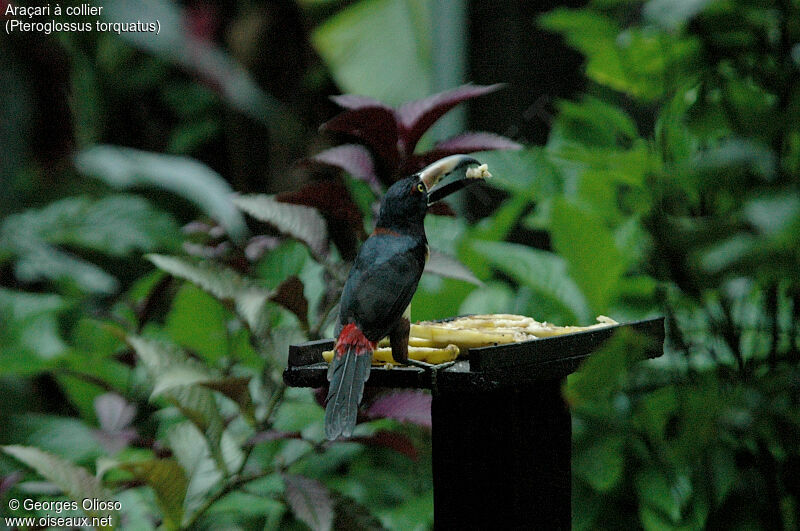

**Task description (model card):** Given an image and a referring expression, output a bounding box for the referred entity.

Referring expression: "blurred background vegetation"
[1,0,799,529]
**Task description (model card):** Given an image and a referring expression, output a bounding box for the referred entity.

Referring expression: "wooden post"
[284,317,664,530]
[432,380,571,529]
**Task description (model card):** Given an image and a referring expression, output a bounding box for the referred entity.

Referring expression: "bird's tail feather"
[325,324,374,440]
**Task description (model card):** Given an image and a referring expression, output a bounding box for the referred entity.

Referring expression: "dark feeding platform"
[285,317,664,530]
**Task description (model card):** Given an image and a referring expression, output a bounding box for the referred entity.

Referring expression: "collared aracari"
[325,154,488,440]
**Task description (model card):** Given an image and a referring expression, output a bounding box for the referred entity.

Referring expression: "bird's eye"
[416,183,425,193]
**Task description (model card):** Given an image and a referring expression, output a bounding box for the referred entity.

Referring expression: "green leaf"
[167,118,219,154]
[555,97,638,149]
[3,414,105,464]
[312,0,432,106]
[150,364,255,424]
[330,490,387,530]
[0,195,178,294]
[476,147,563,200]
[550,200,625,314]
[283,474,334,531]
[411,276,475,322]
[59,349,131,423]
[148,254,272,336]
[635,467,690,525]
[539,9,627,92]
[744,193,800,235]
[565,329,651,405]
[149,363,218,398]
[0,288,68,373]
[458,282,515,315]
[377,489,433,530]
[256,240,313,289]
[120,459,187,530]
[232,194,328,257]
[165,284,230,364]
[75,145,247,241]
[470,240,591,324]
[45,195,179,256]
[644,0,714,29]
[126,336,227,473]
[694,138,776,181]
[101,0,286,126]
[2,445,117,525]
[167,422,222,521]
[574,435,624,492]
[204,491,286,524]
[540,9,699,101]
[632,387,677,440]
[202,377,255,425]
[71,319,126,359]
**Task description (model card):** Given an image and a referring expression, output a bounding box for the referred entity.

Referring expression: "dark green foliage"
[1,0,797,529]
[527,1,800,529]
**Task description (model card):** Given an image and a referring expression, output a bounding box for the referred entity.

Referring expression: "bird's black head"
[375,154,490,235]
[376,177,429,234]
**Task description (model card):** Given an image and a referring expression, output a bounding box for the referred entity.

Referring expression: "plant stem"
[182,381,287,529]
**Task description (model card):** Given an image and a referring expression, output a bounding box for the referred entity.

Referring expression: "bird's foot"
[403,359,455,392]
[405,359,455,371]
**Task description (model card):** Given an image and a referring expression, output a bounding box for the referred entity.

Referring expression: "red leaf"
[320,107,399,168]
[426,203,456,217]
[244,235,281,262]
[365,390,431,428]
[424,249,483,286]
[0,471,22,497]
[184,3,219,43]
[310,145,380,190]
[396,84,505,153]
[276,179,363,228]
[350,430,419,461]
[330,94,392,111]
[417,132,522,167]
[284,474,334,531]
[270,276,309,327]
[247,430,303,446]
[95,393,137,433]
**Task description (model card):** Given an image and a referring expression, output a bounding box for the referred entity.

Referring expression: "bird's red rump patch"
[336,323,376,357]
[372,227,401,237]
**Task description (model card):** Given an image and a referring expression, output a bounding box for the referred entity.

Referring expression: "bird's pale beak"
[419,155,491,205]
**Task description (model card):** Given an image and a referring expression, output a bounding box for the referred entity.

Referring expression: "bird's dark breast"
[339,233,427,342]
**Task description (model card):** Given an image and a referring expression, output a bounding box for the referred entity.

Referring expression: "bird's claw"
[404,359,456,371]
[403,359,455,393]
[404,358,433,370]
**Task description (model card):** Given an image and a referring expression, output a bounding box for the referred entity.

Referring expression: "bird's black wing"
[338,233,426,342]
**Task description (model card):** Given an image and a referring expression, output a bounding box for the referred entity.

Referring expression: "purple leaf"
[275,180,364,229]
[0,471,22,497]
[366,390,431,428]
[310,145,380,190]
[320,108,399,168]
[330,94,392,111]
[93,393,138,454]
[396,84,505,153]
[233,194,329,257]
[350,430,419,461]
[182,221,214,235]
[95,393,137,433]
[283,474,334,531]
[270,276,309,327]
[424,249,483,286]
[426,202,456,217]
[245,235,281,262]
[247,430,303,446]
[416,132,522,167]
